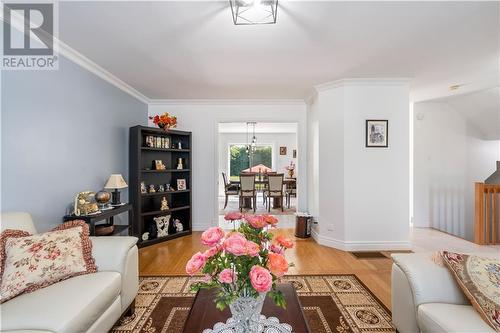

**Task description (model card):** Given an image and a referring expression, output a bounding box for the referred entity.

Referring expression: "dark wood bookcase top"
[129,126,192,247]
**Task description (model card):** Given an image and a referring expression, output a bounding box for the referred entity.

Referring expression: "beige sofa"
[0,212,139,333]
[391,253,495,333]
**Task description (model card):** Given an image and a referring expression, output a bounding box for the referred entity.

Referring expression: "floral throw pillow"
[441,251,500,331]
[0,220,97,303]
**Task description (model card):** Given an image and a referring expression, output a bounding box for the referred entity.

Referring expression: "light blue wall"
[1,57,147,231]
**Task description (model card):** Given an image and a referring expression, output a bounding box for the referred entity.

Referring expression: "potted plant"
[285,161,296,178]
[186,212,294,332]
[149,112,177,130]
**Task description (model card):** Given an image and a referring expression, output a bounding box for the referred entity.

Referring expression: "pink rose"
[245,215,267,229]
[223,232,248,256]
[225,211,244,221]
[249,266,272,293]
[270,244,284,255]
[246,241,260,257]
[185,252,207,275]
[218,268,236,283]
[204,245,220,258]
[201,227,225,247]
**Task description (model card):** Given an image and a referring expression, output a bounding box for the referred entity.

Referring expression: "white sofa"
[391,253,495,333]
[0,212,139,333]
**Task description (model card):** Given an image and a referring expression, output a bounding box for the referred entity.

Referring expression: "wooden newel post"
[474,182,485,245]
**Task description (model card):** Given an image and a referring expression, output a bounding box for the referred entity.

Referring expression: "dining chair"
[239,173,257,212]
[222,172,239,209]
[264,173,284,212]
[262,171,277,205]
[285,180,297,208]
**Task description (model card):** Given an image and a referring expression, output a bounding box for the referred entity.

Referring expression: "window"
[229,144,273,178]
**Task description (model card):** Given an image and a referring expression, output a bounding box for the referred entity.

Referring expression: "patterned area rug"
[111,275,395,333]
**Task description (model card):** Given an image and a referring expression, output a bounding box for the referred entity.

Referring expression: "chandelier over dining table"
[229,0,278,25]
[246,122,257,166]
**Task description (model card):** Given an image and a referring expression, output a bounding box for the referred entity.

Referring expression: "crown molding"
[1,9,150,104]
[148,99,306,106]
[315,78,413,92]
[58,40,150,104]
[303,88,318,105]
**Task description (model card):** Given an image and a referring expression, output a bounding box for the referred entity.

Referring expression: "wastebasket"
[295,213,312,238]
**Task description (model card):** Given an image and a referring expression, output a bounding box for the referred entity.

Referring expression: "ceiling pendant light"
[229,0,278,25]
[246,122,257,160]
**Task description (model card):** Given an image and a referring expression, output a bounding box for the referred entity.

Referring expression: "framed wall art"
[366,120,388,148]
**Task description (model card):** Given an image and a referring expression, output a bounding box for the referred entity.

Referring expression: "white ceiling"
[58,1,499,100]
[442,87,500,140]
[218,122,297,133]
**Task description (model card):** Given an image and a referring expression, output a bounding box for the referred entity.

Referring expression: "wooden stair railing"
[474,182,500,245]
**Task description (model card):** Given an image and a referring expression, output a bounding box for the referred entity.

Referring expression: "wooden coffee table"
[183,283,309,332]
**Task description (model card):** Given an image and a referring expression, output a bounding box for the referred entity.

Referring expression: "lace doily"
[202,315,293,333]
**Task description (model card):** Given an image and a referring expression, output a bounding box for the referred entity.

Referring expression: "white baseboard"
[311,229,411,251]
[192,223,212,231]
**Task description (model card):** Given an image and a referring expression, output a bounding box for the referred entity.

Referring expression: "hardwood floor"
[139,228,393,309]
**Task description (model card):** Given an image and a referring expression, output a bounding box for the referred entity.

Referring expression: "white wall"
[148,101,307,230]
[308,79,411,250]
[413,101,500,241]
[218,132,297,195]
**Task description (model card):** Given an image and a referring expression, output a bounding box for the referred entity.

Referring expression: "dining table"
[230,177,296,209]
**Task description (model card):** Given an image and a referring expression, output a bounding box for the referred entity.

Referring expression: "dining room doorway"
[218,122,298,221]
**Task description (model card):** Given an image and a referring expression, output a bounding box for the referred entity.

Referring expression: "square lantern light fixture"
[229,0,278,25]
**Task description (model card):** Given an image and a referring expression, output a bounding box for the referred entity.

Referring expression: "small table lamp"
[104,174,128,206]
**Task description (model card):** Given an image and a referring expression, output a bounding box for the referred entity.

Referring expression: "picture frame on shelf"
[280,147,287,155]
[366,119,388,148]
[177,179,187,190]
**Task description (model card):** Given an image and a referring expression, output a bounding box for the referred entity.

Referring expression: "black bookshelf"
[129,126,192,247]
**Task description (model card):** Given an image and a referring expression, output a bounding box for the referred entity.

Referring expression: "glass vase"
[229,292,266,333]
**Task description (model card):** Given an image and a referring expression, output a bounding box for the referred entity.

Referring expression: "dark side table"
[63,203,133,236]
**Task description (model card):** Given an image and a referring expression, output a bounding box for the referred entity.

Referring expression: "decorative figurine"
[148,184,156,193]
[177,158,183,170]
[154,160,166,170]
[142,232,149,241]
[174,219,183,232]
[158,184,165,192]
[178,142,182,149]
[140,181,147,194]
[94,190,111,210]
[153,215,170,238]
[145,136,153,147]
[160,197,169,211]
[165,183,171,191]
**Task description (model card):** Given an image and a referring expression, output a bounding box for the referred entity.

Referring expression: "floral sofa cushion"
[0,220,97,303]
[441,251,500,331]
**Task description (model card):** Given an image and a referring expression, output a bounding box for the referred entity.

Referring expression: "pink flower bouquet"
[186,212,294,310]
